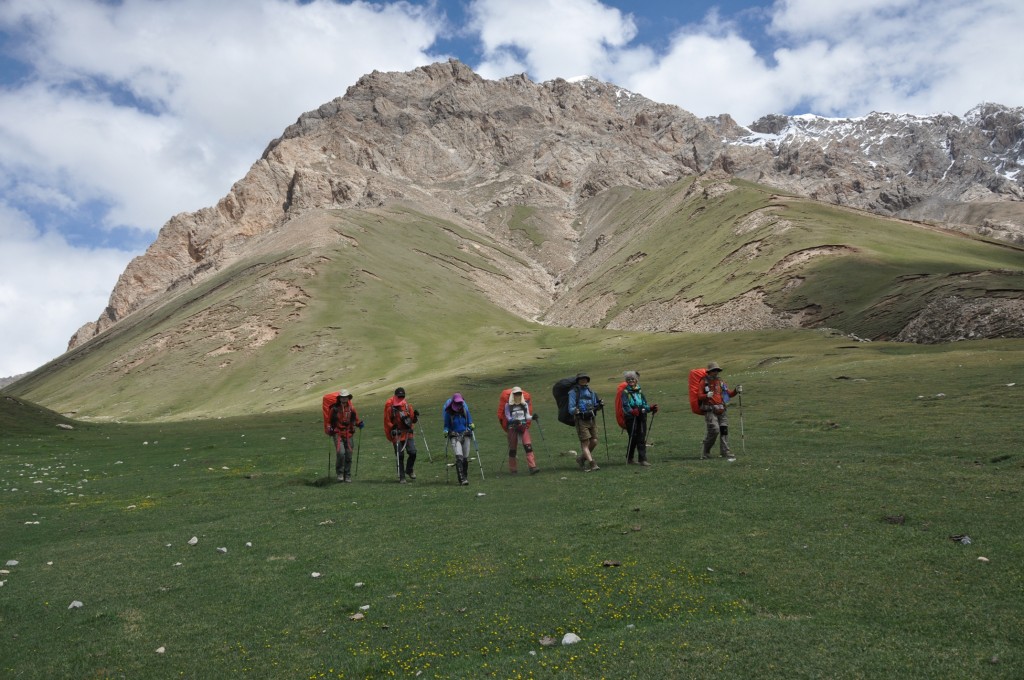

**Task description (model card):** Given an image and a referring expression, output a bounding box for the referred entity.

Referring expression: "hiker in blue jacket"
[443,393,475,486]
[621,371,657,466]
[568,372,602,471]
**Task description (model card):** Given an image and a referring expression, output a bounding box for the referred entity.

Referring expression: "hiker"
[443,393,475,486]
[698,362,741,460]
[384,387,419,482]
[328,389,364,482]
[568,372,602,471]
[504,386,540,475]
[621,371,657,466]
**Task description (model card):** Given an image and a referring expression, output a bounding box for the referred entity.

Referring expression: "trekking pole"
[739,392,746,455]
[600,408,610,462]
[443,435,451,484]
[327,437,334,480]
[533,417,545,442]
[421,429,433,462]
[355,428,362,478]
[471,430,485,480]
[627,416,637,461]
[395,437,405,481]
[646,411,656,445]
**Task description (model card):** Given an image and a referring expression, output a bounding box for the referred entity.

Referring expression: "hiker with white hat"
[504,387,540,475]
[328,390,363,482]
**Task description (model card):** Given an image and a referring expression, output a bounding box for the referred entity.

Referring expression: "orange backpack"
[688,369,707,415]
[614,381,627,429]
[497,388,532,432]
[322,392,340,434]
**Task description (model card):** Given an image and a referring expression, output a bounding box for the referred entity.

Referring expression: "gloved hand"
[390,429,398,438]
[574,408,581,415]
[595,400,604,411]
[469,423,475,430]
[357,420,364,429]
[412,409,419,422]
[531,413,539,421]
[327,427,335,435]
[631,407,640,416]
[736,385,743,393]
[443,429,449,437]
[651,404,659,414]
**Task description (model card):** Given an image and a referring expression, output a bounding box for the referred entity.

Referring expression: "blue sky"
[2,0,1023,376]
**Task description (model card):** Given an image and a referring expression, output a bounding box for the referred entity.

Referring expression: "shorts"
[575,417,598,441]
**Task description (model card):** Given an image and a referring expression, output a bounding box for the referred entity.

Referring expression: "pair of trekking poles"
[442,429,485,483]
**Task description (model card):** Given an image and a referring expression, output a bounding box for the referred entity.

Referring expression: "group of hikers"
[322,362,742,484]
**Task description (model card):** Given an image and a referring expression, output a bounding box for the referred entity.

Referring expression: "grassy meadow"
[3,330,1023,678]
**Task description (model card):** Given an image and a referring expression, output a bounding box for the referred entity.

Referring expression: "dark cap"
[394,387,406,397]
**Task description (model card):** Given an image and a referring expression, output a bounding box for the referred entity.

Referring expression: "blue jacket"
[443,401,474,433]
[621,385,649,415]
[568,385,600,416]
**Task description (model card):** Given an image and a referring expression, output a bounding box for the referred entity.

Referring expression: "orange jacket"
[698,376,736,411]
[329,401,359,437]
[384,396,416,442]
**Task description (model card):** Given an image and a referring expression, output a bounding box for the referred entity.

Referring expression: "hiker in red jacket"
[384,387,419,483]
[698,362,741,460]
[328,389,363,482]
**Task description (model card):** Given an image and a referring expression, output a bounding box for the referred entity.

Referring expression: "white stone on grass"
[359,605,370,611]
[354,582,365,588]
[561,633,581,645]
[5,560,18,567]
[68,600,83,609]
[187,536,199,546]
[245,542,253,548]
[311,572,322,578]
[217,547,227,554]
[156,646,166,654]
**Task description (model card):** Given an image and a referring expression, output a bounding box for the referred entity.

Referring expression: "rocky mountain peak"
[68,60,1024,351]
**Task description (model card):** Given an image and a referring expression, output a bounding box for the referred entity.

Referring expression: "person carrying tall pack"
[328,389,364,482]
[568,372,602,471]
[443,393,475,486]
[620,371,657,466]
[384,387,420,483]
[697,362,741,460]
[504,387,540,475]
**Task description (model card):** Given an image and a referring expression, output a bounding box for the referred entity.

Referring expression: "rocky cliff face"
[69,60,1024,349]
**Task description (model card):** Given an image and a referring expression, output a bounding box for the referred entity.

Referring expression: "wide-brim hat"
[707,361,722,372]
[511,386,523,394]
[338,389,351,398]
[575,372,590,381]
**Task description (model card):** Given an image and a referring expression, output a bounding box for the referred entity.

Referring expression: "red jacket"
[699,376,736,412]
[329,401,359,437]
[384,396,416,442]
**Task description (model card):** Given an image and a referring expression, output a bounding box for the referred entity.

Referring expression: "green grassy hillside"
[564,178,1024,337]
[5,179,1023,422]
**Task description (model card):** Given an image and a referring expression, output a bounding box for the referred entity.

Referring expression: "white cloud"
[0,201,132,377]
[469,0,638,81]
[0,0,446,232]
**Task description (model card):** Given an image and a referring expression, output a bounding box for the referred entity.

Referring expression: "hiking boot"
[407,471,416,480]
[590,464,601,471]
[337,474,344,482]
[344,476,352,483]
[460,478,470,486]
[639,461,651,467]
[576,456,585,469]
[529,467,540,475]
[627,459,635,465]
[398,477,407,484]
